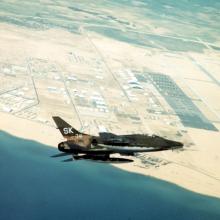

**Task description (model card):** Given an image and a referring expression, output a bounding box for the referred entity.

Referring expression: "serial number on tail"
[63,127,74,134]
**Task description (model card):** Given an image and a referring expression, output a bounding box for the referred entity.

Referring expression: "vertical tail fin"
[52,116,81,137]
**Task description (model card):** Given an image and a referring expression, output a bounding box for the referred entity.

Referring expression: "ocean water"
[87,26,206,53]
[0,131,220,220]
[0,0,220,43]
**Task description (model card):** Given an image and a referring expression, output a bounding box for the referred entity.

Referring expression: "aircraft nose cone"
[178,142,184,147]
[166,140,183,148]
[174,141,184,148]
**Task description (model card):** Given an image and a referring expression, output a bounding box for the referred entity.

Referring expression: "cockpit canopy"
[99,132,117,140]
[99,132,129,145]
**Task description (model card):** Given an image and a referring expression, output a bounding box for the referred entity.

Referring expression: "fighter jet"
[52,116,183,161]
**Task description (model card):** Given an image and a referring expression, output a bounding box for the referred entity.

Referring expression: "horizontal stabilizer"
[51,153,70,158]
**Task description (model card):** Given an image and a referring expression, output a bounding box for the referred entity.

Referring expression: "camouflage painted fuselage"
[59,132,183,155]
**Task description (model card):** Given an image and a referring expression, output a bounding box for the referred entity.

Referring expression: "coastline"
[1,111,220,198]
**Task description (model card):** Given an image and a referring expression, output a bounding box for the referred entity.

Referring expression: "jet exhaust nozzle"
[58,142,65,151]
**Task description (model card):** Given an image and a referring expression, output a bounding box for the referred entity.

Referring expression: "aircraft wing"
[97,144,163,153]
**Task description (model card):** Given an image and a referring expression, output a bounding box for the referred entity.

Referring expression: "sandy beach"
[1,112,220,198]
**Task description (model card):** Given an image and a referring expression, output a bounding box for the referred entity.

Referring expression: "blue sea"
[0,131,220,220]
